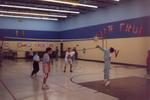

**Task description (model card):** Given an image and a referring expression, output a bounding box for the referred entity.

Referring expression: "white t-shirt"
[33,54,40,62]
[65,51,75,61]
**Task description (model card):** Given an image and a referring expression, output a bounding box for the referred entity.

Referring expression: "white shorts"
[65,58,73,64]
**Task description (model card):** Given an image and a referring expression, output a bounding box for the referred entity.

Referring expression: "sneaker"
[42,86,46,90]
[31,75,36,79]
[105,81,110,87]
[104,79,107,83]
[42,84,49,90]
[70,70,73,73]
[45,84,49,89]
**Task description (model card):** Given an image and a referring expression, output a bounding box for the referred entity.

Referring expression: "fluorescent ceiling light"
[0,4,80,14]
[114,0,120,2]
[0,14,58,21]
[41,0,98,8]
[0,10,67,18]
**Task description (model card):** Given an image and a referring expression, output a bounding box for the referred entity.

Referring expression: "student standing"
[31,52,40,78]
[55,46,59,61]
[64,48,75,73]
[97,46,115,86]
[42,47,52,89]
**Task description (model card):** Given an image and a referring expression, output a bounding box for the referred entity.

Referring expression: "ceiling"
[0,0,123,21]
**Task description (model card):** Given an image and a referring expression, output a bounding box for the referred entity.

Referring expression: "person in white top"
[64,47,75,73]
[42,47,52,89]
[31,52,40,78]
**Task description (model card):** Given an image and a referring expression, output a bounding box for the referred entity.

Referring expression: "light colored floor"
[0,59,148,100]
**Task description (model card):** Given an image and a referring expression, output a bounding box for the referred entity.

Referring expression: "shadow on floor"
[79,76,150,100]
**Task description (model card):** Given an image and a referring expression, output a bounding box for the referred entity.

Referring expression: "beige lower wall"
[1,41,59,58]
[63,37,150,66]
[1,37,149,65]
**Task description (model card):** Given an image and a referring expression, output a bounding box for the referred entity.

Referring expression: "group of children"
[30,45,120,89]
[31,46,115,89]
[31,47,52,89]
[30,47,77,89]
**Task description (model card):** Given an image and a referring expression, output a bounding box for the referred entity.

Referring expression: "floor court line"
[0,79,17,100]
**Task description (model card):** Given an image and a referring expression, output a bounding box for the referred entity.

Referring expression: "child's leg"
[104,70,109,81]
[35,63,39,75]
[31,70,35,77]
[31,63,36,77]
[42,64,50,89]
[104,64,109,80]
[43,73,49,85]
[69,59,73,72]
[42,73,49,89]
[104,62,110,86]
[64,60,68,72]
[70,64,73,72]
[64,63,67,72]
[104,70,110,87]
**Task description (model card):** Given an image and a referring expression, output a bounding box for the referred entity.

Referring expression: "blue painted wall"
[0,0,150,41]
[0,17,59,41]
[59,16,150,40]
[0,16,150,41]
[59,0,150,31]
[0,17,59,31]
[0,29,58,41]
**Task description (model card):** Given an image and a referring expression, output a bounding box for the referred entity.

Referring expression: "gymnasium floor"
[0,59,149,100]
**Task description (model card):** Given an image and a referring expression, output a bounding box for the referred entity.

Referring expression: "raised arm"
[96,45,105,52]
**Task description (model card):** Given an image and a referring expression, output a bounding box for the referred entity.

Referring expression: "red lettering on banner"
[132,24,138,34]
[127,24,132,32]
[108,25,113,33]
[125,24,130,32]
[120,23,125,32]
[96,23,145,37]
[96,25,113,38]
[119,23,144,36]
[96,32,100,37]
[138,26,144,36]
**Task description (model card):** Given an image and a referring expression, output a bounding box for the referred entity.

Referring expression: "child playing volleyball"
[96,45,115,86]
